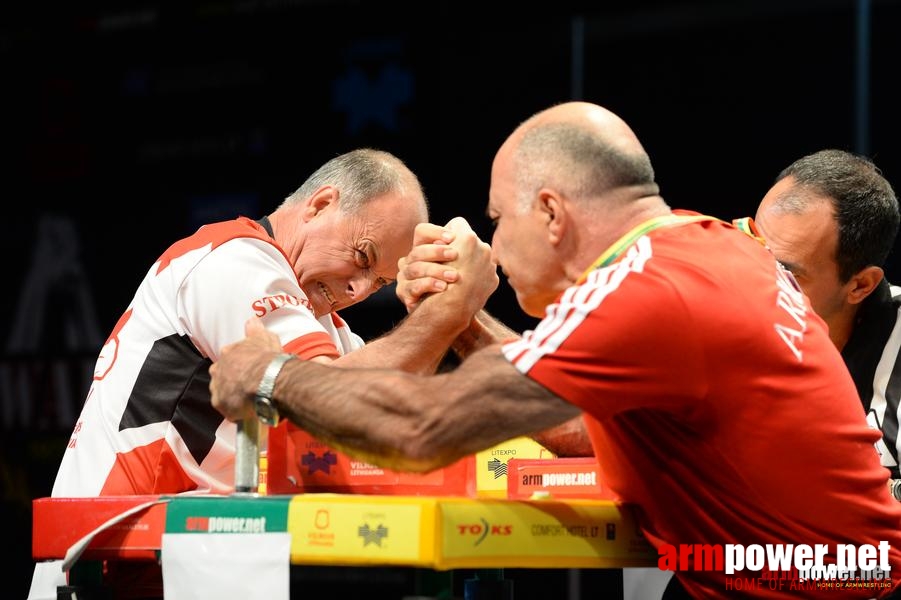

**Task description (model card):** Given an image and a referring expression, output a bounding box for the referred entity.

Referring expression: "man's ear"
[846,265,884,305]
[538,188,566,245]
[302,186,338,222]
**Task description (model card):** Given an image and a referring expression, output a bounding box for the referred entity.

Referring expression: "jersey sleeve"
[323,311,365,354]
[177,237,339,360]
[502,242,707,420]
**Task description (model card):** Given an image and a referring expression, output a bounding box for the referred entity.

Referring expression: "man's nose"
[346,274,377,302]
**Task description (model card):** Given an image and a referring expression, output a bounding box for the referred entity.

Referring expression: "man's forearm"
[268,345,582,473]
[333,296,470,374]
[271,359,443,471]
[452,310,519,360]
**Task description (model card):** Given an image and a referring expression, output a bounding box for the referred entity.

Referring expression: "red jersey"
[503,211,901,598]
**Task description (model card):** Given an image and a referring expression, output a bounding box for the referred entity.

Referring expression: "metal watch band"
[891,479,901,502]
[254,353,296,426]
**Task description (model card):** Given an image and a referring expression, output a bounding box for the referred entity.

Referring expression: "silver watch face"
[254,396,279,426]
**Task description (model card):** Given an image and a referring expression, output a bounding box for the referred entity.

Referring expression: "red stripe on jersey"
[155,218,274,275]
[536,303,578,349]
[330,312,347,328]
[284,331,340,360]
[94,308,133,381]
[508,346,529,364]
[99,439,196,495]
[107,308,133,343]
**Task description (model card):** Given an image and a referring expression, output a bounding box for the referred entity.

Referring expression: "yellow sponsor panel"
[287,494,437,566]
[475,437,555,497]
[436,498,657,569]
[282,494,656,570]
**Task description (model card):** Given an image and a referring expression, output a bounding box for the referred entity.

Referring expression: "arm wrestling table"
[33,493,657,599]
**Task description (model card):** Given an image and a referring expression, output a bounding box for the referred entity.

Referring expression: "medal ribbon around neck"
[577,214,720,284]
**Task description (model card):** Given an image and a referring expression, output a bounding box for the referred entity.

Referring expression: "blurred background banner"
[3,1,900,596]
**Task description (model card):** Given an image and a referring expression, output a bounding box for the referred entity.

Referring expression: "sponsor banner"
[164,495,290,534]
[286,495,433,565]
[436,498,656,569]
[474,437,556,498]
[268,423,553,498]
[507,457,617,500]
[268,422,472,496]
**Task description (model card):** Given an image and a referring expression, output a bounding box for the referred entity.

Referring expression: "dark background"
[3,0,900,597]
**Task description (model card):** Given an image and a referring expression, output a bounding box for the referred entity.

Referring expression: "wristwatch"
[254,353,296,426]
[891,479,901,502]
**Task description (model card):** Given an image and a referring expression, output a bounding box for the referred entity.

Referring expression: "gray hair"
[513,122,657,211]
[282,148,424,213]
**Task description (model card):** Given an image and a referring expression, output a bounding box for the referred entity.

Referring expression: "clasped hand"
[396,216,498,314]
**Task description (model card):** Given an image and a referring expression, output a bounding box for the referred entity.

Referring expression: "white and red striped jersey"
[50,217,362,497]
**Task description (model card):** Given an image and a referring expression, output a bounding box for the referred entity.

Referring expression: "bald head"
[487,102,668,316]
[518,102,645,151]
[497,102,658,210]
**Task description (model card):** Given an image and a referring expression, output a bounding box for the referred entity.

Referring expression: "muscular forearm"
[270,358,499,472]
[271,359,444,471]
[332,296,472,374]
[268,346,581,472]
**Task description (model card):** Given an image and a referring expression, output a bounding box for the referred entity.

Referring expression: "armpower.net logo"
[659,542,893,593]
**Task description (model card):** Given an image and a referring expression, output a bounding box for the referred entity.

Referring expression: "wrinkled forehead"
[361,192,426,269]
[754,206,839,275]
